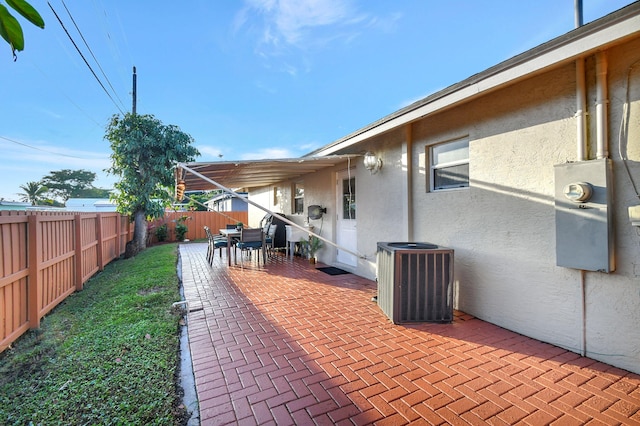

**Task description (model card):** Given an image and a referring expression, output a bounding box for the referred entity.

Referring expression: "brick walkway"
[179,243,640,425]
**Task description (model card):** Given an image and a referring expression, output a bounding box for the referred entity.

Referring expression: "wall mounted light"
[363,152,383,174]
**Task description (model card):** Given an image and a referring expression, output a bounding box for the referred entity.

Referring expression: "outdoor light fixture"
[363,152,383,174]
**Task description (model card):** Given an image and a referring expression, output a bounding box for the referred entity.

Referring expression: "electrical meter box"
[554,159,614,272]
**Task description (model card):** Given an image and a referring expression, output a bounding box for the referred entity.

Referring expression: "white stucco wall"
[407,63,575,345]
[356,41,640,373]
[246,37,640,374]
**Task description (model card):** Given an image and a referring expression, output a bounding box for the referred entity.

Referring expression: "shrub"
[154,224,168,242]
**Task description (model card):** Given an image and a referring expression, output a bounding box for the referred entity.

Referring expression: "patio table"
[219,228,240,266]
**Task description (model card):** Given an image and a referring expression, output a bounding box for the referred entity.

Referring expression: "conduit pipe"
[575,0,587,161]
[575,0,588,358]
[576,57,588,161]
[405,125,414,241]
[596,52,609,159]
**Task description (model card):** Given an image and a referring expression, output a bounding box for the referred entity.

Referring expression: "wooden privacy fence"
[0,211,132,353]
[147,210,248,244]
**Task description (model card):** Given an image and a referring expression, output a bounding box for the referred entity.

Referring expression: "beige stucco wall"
[410,63,582,351]
[366,40,640,373]
[246,37,640,374]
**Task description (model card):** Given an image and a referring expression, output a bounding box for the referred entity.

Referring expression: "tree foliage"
[0,0,44,61]
[41,169,103,202]
[105,113,199,255]
[17,180,47,205]
[185,192,217,211]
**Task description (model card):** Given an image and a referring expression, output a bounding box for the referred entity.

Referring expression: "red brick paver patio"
[179,243,640,425]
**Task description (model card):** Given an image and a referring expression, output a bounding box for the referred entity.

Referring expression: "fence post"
[115,214,121,257]
[96,214,104,271]
[27,215,41,329]
[74,214,83,291]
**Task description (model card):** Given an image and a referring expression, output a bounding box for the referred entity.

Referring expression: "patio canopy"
[176,154,366,260]
[178,155,357,191]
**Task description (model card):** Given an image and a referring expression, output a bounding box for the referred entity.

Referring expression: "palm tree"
[18,181,48,205]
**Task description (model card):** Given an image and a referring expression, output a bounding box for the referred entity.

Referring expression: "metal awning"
[176,154,366,260]
[178,155,357,191]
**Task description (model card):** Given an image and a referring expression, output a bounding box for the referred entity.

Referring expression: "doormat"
[317,267,350,276]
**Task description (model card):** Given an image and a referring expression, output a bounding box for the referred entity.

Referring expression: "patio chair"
[235,228,265,268]
[265,224,278,258]
[203,226,216,263]
[204,226,230,264]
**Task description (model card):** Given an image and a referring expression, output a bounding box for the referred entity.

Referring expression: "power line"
[30,60,105,127]
[93,0,134,92]
[0,135,109,160]
[60,0,127,112]
[47,1,126,116]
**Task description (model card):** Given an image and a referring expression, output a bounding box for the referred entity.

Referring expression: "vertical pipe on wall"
[576,58,588,161]
[405,124,414,241]
[596,52,609,159]
[575,0,588,359]
[575,0,587,161]
[580,269,587,357]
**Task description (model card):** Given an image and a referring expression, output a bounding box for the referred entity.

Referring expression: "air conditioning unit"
[377,242,454,324]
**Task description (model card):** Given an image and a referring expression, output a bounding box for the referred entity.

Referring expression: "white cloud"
[197,145,225,159]
[271,0,355,45]
[241,147,293,160]
[239,0,362,50]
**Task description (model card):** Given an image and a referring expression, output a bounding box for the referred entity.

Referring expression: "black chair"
[204,226,228,264]
[265,224,278,258]
[235,228,265,268]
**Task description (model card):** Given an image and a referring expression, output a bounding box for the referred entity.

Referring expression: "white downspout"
[596,51,609,159]
[575,0,587,161]
[576,58,587,161]
[405,125,414,241]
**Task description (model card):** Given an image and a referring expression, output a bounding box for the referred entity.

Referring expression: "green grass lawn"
[0,243,189,425]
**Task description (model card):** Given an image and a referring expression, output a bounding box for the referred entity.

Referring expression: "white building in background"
[0,201,30,210]
[205,192,249,212]
[65,198,117,212]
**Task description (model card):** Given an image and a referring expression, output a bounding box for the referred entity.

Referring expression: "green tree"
[0,0,44,60]
[77,187,112,199]
[105,113,199,256]
[17,180,47,205]
[41,169,101,202]
[186,192,216,211]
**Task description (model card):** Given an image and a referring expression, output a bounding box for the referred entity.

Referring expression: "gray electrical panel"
[554,159,614,272]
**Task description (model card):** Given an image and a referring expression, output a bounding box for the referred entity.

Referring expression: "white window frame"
[428,137,469,192]
[293,182,304,214]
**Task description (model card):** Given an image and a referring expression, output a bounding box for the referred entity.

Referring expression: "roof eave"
[307,2,640,157]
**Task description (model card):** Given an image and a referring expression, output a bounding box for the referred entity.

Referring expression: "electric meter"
[563,182,593,202]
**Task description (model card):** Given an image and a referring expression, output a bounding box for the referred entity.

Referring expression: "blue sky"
[0,0,635,201]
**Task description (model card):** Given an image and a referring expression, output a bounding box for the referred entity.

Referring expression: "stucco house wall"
[342,37,640,373]
[237,7,640,374]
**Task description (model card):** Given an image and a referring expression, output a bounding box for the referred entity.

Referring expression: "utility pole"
[132,66,137,115]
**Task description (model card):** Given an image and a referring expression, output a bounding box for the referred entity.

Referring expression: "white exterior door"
[336,170,357,266]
